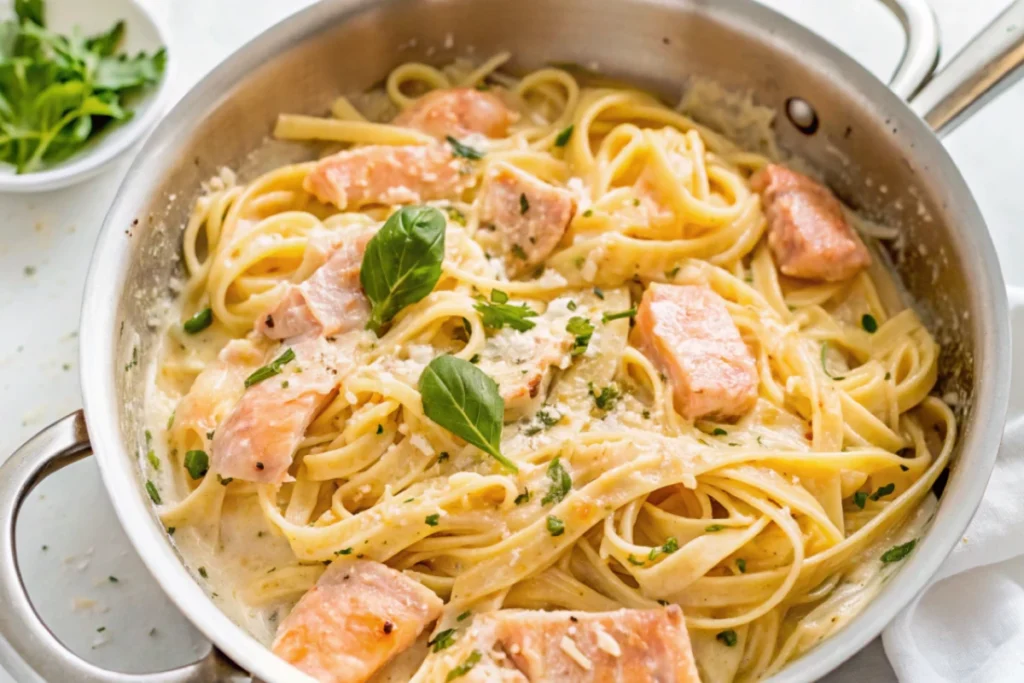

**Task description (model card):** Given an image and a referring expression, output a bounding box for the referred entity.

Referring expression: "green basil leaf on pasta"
[361,205,446,333]
[419,355,515,472]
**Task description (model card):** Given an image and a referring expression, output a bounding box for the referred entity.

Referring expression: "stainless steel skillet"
[0,0,1020,680]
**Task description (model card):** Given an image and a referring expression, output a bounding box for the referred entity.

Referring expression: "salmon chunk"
[393,87,515,139]
[635,283,758,421]
[418,607,699,683]
[273,560,443,683]
[257,226,375,340]
[478,162,576,278]
[304,144,473,210]
[211,336,356,483]
[751,164,870,281]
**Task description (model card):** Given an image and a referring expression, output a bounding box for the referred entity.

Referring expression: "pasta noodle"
[147,55,953,682]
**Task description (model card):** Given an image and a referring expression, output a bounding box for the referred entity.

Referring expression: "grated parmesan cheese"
[560,635,593,670]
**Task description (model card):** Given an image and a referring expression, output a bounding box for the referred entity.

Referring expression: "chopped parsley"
[589,382,620,410]
[554,124,574,147]
[712,428,728,436]
[602,307,637,323]
[438,451,450,463]
[519,193,530,214]
[146,449,160,471]
[183,450,209,480]
[665,266,680,279]
[446,136,483,160]
[446,650,483,681]
[853,491,868,509]
[717,629,738,647]
[183,308,213,334]
[429,628,456,652]
[335,548,353,556]
[469,354,480,364]
[881,539,917,563]
[108,576,119,583]
[546,515,565,536]
[705,524,725,532]
[376,424,384,435]
[593,287,605,299]
[457,610,472,622]
[198,567,208,579]
[514,488,531,505]
[627,554,645,566]
[566,300,577,311]
[445,206,467,226]
[245,348,296,387]
[582,209,593,218]
[736,558,747,573]
[567,316,595,356]
[425,514,441,527]
[648,536,679,561]
[510,243,528,260]
[145,480,161,504]
[861,313,879,333]
[869,482,895,501]
[474,295,538,332]
[541,457,572,505]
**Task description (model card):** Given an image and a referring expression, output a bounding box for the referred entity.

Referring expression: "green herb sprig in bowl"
[0,0,167,175]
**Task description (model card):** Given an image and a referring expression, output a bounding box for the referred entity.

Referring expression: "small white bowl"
[0,0,172,193]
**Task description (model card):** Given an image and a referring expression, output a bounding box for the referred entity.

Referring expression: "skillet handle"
[0,411,251,683]
[908,0,1024,137]
[880,0,941,99]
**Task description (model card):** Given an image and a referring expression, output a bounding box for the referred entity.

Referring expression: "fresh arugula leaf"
[361,206,446,333]
[419,355,515,472]
[541,457,572,505]
[474,297,537,332]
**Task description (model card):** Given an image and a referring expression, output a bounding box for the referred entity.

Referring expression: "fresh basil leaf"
[419,355,515,472]
[85,20,124,57]
[361,205,446,333]
[540,457,571,505]
[14,0,44,26]
[474,298,537,332]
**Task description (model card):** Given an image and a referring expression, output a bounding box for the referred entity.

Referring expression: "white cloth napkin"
[882,287,1024,681]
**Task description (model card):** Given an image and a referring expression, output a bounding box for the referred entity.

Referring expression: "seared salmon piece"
[394,87,516,139]
[212,336,356,483]
[304,144,473,210]
[257,226,375,341]
[478,162,576,278]
[751,164,870,281]
[469,607,699,683]
[273,560,443,683]
[635,283,758,421]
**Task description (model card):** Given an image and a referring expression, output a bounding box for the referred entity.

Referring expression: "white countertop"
[0,0,1019,680]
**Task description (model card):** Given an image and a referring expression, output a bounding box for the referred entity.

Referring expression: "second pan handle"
[0,411,251,683]
[909,0,1024,136]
